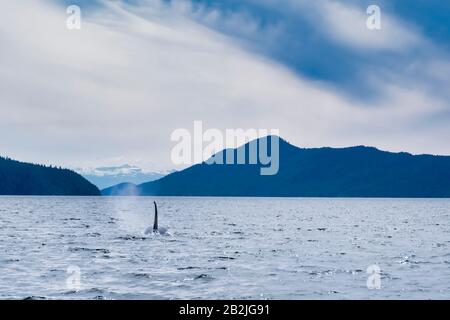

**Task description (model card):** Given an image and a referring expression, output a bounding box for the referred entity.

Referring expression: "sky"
[0,0,449,173]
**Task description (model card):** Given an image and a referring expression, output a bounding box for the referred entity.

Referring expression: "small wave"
[107,218,118,224]
[23,296,47,300]
[68,247,110,255]
[62,290,78,295]
[116,235,147,241]
[177,266,201,270]
[86,232,101,237]
[65,218,81,221]
[214,267,228,270]
[129,272,152,278]
[194,274,214,281]
[307,268,364,277]
[327,290,340,294]
[210,256,236,261]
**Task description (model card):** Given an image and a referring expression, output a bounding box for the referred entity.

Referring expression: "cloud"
[183,0,424,52]
[162,0,450,98]
[0,0,449,175]
[309,0,423,51]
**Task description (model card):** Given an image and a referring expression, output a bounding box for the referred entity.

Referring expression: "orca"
[145,201,168,235]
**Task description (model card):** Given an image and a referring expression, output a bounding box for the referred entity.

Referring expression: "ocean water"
[0,196,449,300]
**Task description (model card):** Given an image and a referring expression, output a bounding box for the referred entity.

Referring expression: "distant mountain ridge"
[102,137,450,198]
[0,156,100,196]
[79,164,168,189]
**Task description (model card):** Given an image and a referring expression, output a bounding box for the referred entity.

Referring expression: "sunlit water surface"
[0,197,449,299]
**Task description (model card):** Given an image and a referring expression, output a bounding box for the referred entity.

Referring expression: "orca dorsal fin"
[153,201,158,231]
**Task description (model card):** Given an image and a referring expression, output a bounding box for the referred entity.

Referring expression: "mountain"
[79,164,168,189]
[0,156,100,196]
[102,136,450,198]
